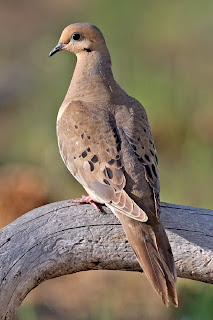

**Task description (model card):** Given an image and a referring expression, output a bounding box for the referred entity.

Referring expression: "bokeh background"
[1,0,213,319]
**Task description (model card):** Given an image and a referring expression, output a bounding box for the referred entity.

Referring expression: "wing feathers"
[107,190,148,222]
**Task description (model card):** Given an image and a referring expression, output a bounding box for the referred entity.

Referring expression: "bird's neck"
[63,50,117,103]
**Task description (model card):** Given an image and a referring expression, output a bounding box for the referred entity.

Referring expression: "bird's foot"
[72,195,100,211]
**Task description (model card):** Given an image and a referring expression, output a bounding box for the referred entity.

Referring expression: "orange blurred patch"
[0,165,50,228]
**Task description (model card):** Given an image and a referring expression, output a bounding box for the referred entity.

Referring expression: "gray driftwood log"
[0,200,212,319]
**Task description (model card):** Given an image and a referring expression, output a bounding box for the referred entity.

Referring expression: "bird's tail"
[115,211,178,307]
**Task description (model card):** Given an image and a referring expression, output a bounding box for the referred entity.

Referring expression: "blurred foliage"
[172,281,213,320]
[1,0,213,319]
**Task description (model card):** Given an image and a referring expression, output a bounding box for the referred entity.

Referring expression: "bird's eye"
[71,33,83,41]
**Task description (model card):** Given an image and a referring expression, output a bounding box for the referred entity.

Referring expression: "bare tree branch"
[0,201,212,319]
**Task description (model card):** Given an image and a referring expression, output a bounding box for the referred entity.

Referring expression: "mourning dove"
[49,23,178,306]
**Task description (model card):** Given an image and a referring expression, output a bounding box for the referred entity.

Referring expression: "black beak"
[49,43,64,57]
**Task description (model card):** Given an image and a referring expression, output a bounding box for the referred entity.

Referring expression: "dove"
[49,23,178,306]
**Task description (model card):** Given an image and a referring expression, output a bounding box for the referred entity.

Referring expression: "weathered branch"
[0,201,212,319]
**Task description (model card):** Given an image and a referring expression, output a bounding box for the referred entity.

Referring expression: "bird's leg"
[72,195,100,211]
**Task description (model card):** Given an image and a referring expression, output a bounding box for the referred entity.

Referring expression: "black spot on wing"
[103,179,110,185]
[131,144,137,151]
[144,154,150,162]
[149,139,154,146]
[104,167,113,179]
[81,151,87,158]
[150,149,154,156]
[145,165,152,180]
[139,157,145,164]
[88,161,94,172]
[113,128,120,144]
[91,155,98,163]
[112,126,122,153]
[108,159,115,165]
[116,144,121,152]
[152,164,157,177]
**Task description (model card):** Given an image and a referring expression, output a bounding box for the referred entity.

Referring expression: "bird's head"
[49,23,107,57]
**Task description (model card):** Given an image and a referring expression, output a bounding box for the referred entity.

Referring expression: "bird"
[49,23,178,307]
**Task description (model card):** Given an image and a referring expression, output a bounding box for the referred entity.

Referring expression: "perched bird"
[49,23,178,306]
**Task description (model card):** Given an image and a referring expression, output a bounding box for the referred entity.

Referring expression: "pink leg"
[72,194,100,211]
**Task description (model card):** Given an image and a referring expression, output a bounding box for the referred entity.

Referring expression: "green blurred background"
[1,0,213,319]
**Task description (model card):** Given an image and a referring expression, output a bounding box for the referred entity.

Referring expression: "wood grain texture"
[0,200,212,319]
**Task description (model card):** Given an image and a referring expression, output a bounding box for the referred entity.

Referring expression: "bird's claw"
[72,195,100,211]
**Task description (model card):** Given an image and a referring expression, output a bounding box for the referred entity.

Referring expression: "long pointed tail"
[115,211,178,307]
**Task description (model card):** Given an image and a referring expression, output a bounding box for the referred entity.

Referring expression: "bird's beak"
[49,43,64,57]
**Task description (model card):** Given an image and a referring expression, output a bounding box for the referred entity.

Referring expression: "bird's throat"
[64,51,114,103]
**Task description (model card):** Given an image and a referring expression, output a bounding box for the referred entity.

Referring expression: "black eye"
[71,33,83,41]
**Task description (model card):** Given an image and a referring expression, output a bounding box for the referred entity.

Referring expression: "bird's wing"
[115,102,161,220]
[57,100,148,222]
[113,103,177,306]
